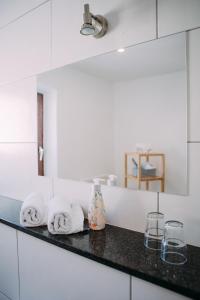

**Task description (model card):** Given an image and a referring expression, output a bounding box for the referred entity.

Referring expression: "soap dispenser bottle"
[88,178,106,230]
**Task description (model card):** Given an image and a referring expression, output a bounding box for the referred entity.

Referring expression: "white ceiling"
[71,33,186,82]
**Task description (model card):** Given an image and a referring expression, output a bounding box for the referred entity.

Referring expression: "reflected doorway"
[37,93,44,176]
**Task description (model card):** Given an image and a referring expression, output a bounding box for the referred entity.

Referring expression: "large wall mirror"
[37,32,187,195]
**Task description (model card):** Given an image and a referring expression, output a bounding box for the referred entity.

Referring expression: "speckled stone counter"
[0,195,199,299]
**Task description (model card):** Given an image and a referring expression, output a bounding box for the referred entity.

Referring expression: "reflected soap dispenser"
[88,178,106,230]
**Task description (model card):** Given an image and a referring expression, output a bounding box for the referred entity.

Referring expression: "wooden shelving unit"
[124,152,165,192]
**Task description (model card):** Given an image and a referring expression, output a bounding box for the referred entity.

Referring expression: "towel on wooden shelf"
[20,193,47,227]
[48,196,84,235]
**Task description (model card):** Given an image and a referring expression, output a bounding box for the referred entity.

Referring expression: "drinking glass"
[144,212,164,250]
[161,220,187,265]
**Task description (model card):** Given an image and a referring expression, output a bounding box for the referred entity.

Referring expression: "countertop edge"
[0,217,198,300]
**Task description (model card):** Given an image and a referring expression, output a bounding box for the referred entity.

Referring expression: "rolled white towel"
[70,204,84,234]
[20,193,47,227]
[48,196,84,235]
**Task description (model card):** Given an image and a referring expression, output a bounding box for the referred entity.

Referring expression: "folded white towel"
[48,196,84,235]
[20,193,47,227]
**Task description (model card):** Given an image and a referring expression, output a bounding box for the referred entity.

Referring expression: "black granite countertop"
[0,196,199,299]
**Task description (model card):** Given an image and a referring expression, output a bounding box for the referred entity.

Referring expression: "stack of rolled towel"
[20,193,84,235]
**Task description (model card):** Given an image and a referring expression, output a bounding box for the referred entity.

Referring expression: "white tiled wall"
[158,0,200,37]
[0,77,37,143]
[0,0,199,246]
[51,0,156,68]
[0,75,53,201]
[0,0,49,28]
[0,143,52,201]
[0,2,51,85]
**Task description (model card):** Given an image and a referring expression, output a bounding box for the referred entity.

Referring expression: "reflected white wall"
[38,68,187,195]
[113,71,187,194]
[38,67,114,180]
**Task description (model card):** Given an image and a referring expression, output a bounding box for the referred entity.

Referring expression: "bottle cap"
[93,178,105,191]
[108,174,117,181]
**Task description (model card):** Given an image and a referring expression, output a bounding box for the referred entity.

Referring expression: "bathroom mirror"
[37,32,187,195]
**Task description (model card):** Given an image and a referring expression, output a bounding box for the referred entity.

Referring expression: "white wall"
[38,66,114,180]
[158,0,200,37]
[0,76,53,201]
[0,1,199,246]
[113,71,187,194]
[0,2,51,85]
[0,0,48,28]
[51,0,156,68]
[0,77,37,143]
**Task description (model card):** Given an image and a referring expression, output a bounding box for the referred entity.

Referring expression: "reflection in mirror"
[37,32,187,195]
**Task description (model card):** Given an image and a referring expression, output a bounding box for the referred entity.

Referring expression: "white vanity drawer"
[18,231,130,300]
[132,276,191,300]
[0,223,19,300]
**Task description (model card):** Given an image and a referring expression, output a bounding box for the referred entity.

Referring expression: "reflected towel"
[48,196,84,235]
[20,193,47,227]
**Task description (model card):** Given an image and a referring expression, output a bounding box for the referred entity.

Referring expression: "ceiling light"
[117,48,125,53]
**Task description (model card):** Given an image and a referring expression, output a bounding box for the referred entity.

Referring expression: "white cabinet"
[0,77,37,143]
[0,0,47,28]
[18,232,130,300]
[0,2,51,85]
[51,0,156,68]
[158,0,200,37]
[0,223,19,300]
[131,277,191,300]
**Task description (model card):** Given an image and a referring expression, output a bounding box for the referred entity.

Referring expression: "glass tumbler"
[144,212,164,250]
[161,220,187,265]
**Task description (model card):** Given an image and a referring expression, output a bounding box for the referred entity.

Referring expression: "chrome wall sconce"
[80,4,108,38]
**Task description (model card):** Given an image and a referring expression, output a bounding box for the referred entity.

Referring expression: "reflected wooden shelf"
[124,152,165,192]
[126,175,164,181]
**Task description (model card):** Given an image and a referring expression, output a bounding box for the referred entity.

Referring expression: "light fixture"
[80,4,108,38]
[117,48,125,53]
